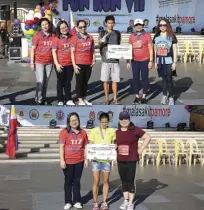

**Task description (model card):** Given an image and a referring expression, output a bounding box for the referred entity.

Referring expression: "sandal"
[113,99,119,104]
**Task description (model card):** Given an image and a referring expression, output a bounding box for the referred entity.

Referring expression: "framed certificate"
[87,144,117,161]
[107,44,132,60]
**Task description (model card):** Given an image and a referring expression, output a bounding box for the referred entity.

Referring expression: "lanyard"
[100,128,106,144]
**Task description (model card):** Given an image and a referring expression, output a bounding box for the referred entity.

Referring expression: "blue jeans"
[63,161,84,204]
[131,59,149,95]
[91,160,111,172]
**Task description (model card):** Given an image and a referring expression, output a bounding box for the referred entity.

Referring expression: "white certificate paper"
[87,144,117,161]
[107,44,132,60]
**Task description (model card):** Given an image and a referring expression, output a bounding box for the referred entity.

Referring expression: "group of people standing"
[31,15,178,105]
[59,111,151,210]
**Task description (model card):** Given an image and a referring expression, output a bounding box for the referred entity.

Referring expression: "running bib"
[133,40,143,49]
[118,145,129,156]
[157,47,168,56]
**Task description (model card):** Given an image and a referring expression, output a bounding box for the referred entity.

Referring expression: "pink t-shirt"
[129,31,152,61]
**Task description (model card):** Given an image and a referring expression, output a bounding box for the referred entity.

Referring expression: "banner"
[58,0,204,32]
[0,105,190,128]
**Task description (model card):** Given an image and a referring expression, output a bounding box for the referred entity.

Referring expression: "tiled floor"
[0,163,203,210]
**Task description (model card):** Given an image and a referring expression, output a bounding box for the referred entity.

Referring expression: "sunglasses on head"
[159,24,167,27]
[78,26,87,29]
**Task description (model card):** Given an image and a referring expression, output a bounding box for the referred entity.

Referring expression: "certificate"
[107,44,132,60]
[87,144,117,161]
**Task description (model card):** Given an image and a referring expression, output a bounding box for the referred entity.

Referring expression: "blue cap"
[119,111,130,120]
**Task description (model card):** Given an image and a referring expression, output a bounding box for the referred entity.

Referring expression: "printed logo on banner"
[97,111,113,122]
[42,111,53,119]
[29,109,39,120]
[56,110,65,121]
[89,111,95,121]
[93,20,101,27]
[18,110,24,120]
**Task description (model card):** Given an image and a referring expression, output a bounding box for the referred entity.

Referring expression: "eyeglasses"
[70,119,79,123]
[60,27,68,31]
[159,24,167,27]
[78,26,87,29]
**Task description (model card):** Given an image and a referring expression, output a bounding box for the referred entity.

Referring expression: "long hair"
[56,20,70,38]
[154,18,177,41]
[39,17,53,33]
[118,121,135,131]
[66,112,81,131]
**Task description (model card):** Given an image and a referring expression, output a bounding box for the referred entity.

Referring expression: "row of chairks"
[138,138,204,166]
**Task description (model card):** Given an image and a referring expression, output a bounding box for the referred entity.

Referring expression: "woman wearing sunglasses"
[153,18,178,105]
[116,111,151,210]
[52,20,75,106]
[71,20,96,106]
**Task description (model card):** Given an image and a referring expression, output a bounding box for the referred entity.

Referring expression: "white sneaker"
[84,99,92,106]
[120,200,129,210]
[78,101,86,106]
[73,202,83,209]
[58,101,64,106]
[66,100,75,106]
[127,203,134,210]
[161,96,168,105]
[64,203,72,210]
[168,97,175,105]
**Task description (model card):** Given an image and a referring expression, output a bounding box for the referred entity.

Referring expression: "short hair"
[76,20,87,27]
[99,112,109,121]
[105,15,115,23]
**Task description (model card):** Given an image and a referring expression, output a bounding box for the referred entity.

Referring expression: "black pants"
[131,59,149,94]
[118,161,137,193]
[63,161,84,204]
[75,64,92,98]
[56,65,74,102]
[162,64,173,97]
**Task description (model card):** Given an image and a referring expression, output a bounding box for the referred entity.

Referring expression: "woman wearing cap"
[153,18,178,105]
[116,111,151,210]
[127,18,154,105]
[89,112,116,210]
[59,112,89,210]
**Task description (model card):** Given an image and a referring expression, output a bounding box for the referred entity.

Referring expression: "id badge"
[158,48,168,56]
[133,40,143,49]
[118,145,129,156]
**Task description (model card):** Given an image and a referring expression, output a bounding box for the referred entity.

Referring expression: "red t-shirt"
[116,126,145,162]
[52,35,72,66]
[71,33,94,65]
[59,128,88,164]
[129,31,152,61]
[32,31,55,64]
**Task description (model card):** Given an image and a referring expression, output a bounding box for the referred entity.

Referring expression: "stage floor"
[0,59,204,105]
[0,163,203,210]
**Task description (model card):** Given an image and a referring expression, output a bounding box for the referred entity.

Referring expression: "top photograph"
[0,0,204,106]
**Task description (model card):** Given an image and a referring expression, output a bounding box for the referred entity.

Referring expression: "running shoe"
[127,203,134,210]
[168,97,175,105]
[161,95,168,105]
[64,203,72,210]
[120,200,129,210]
[73,202,83,209]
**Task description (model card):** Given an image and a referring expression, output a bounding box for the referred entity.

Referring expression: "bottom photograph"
[0,105,204,210]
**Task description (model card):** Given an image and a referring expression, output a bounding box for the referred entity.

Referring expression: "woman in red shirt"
[71,20,96,106]
[31,18,55,105]
[116,111,151,210]
[52,20,75,106]
[59,112,88,210]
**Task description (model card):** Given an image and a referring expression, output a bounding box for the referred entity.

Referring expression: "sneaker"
[141,98,147,104]
[161,95,168,105]
[78,101,86,106]
[120,200,129,210]
[66,100,75,106]
[93,202,99,210]
[101,202,108,210]
[58,101,64,106]
[133,97,140,105]
[73,202,83,209]
[84,99,92,106]
[64,203,72,210]
[168,97,175,105]
[127,203,134,210]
